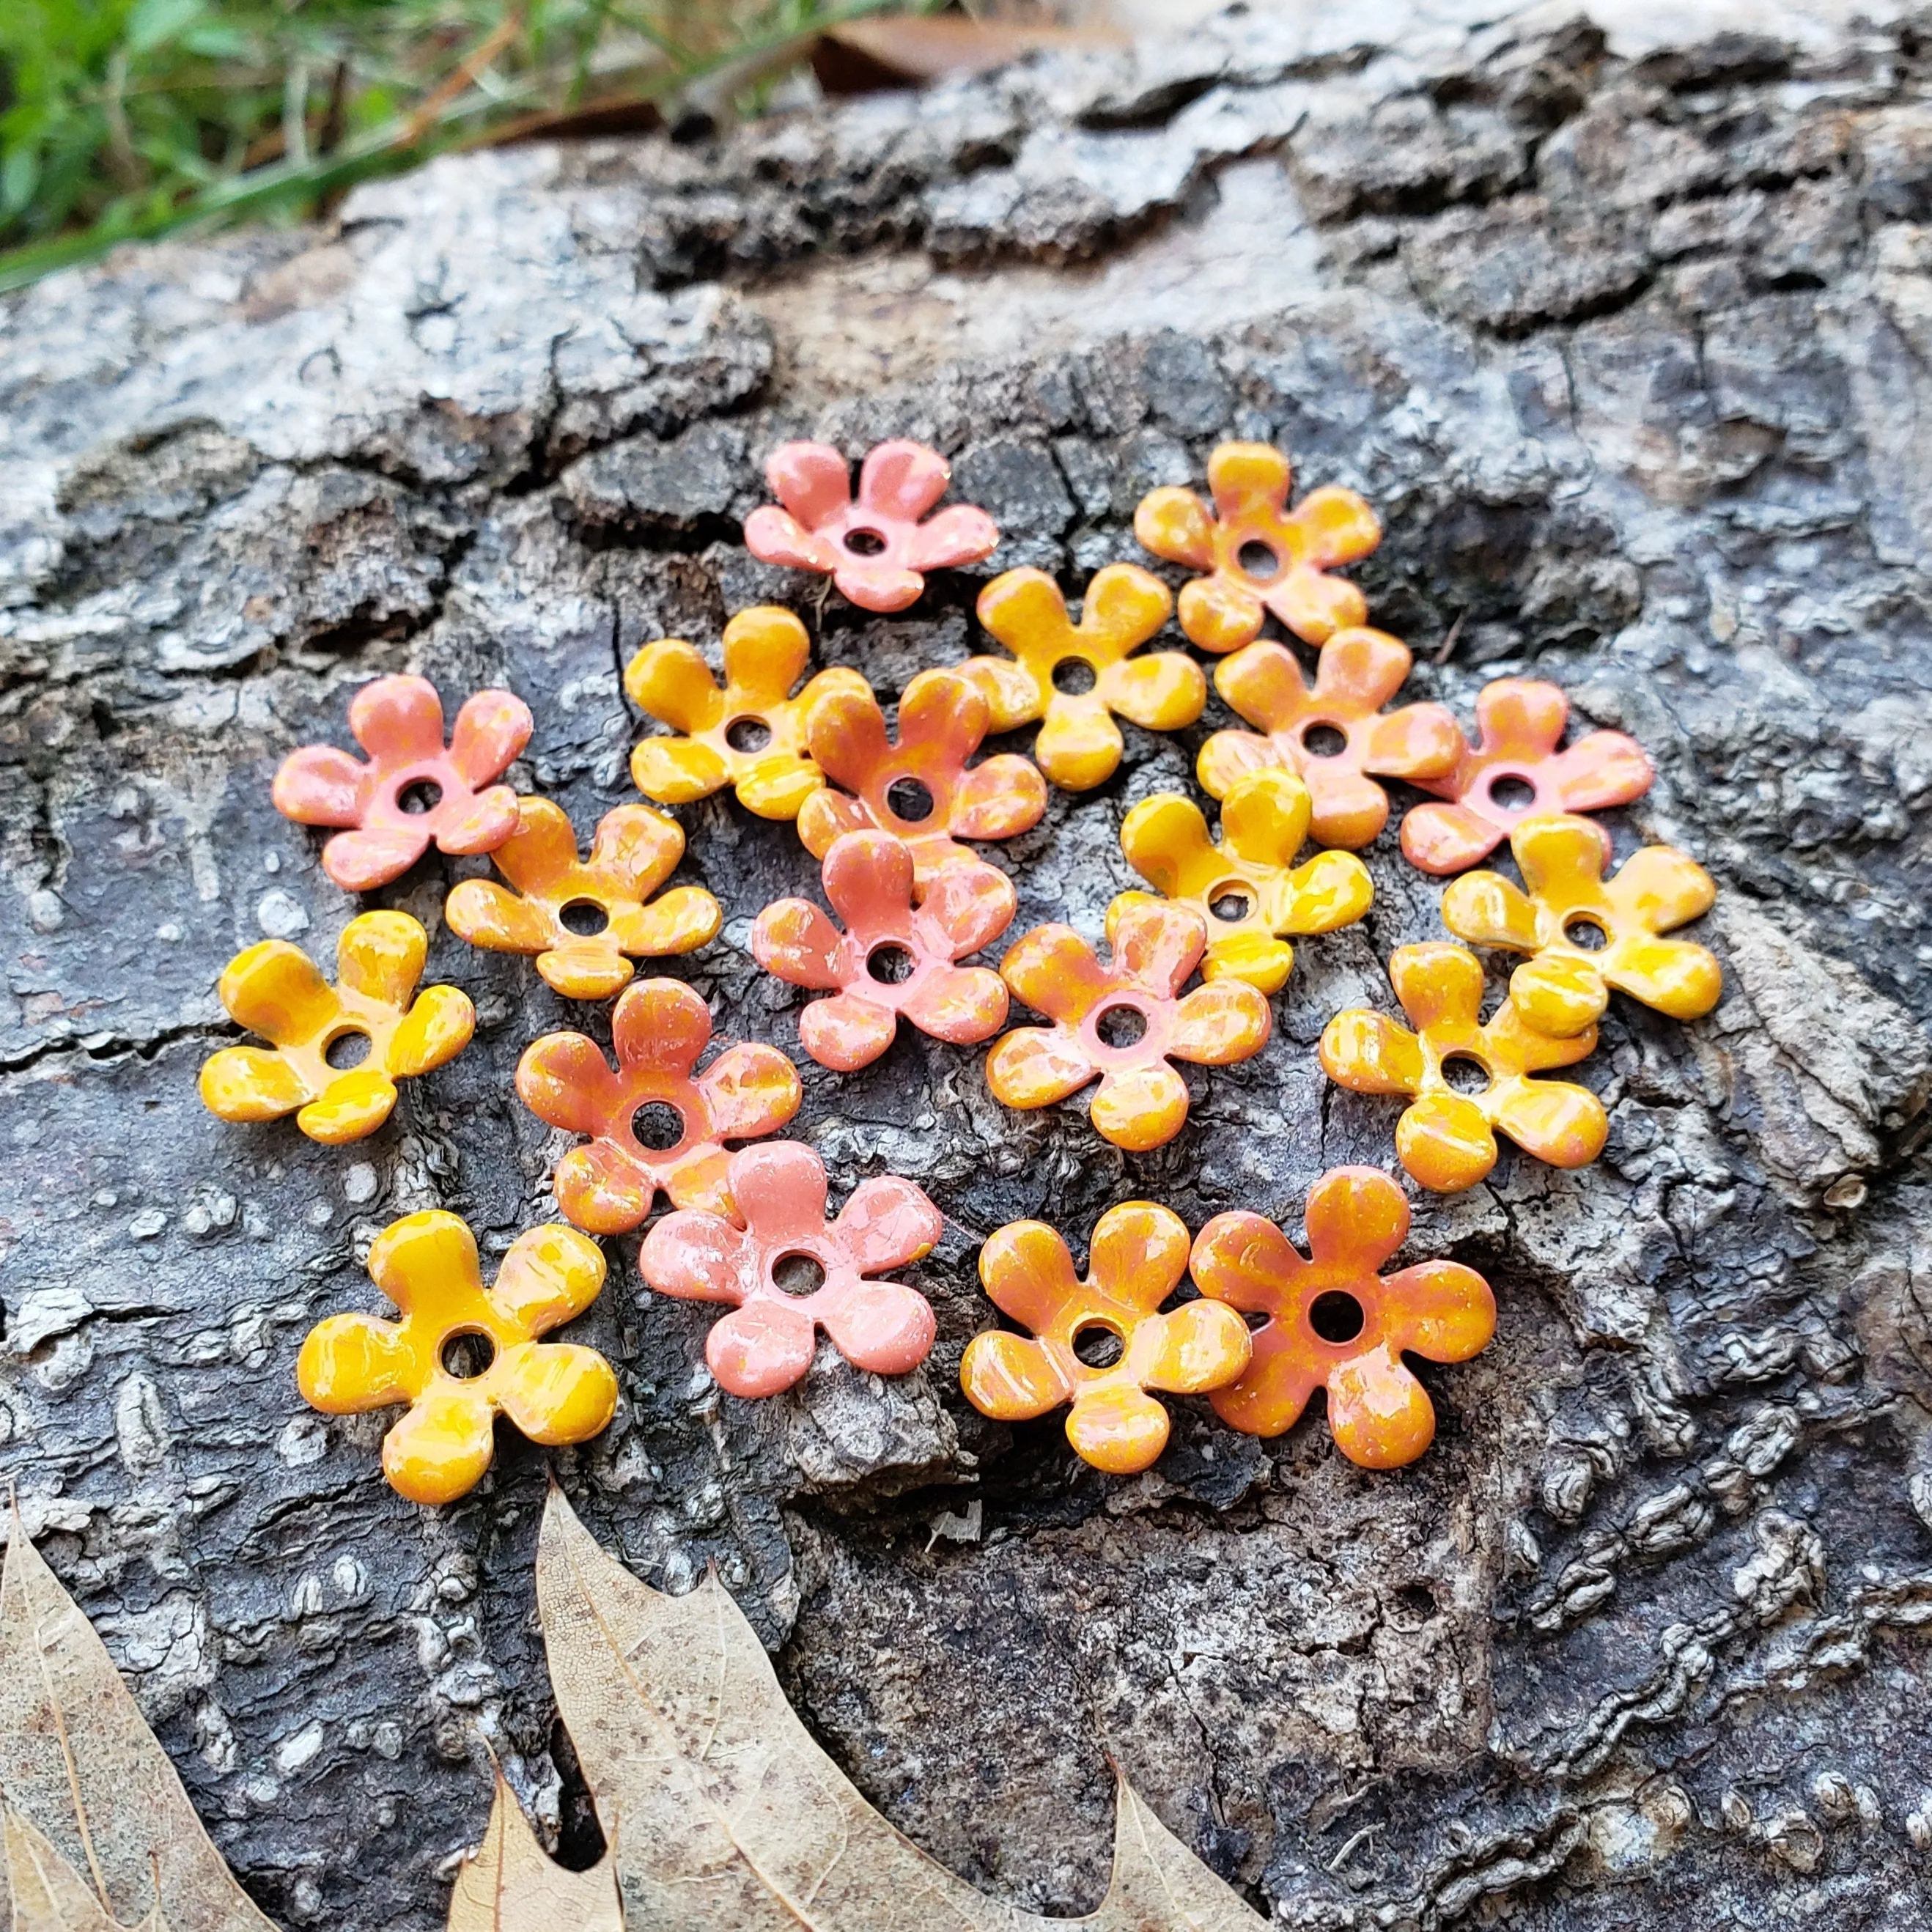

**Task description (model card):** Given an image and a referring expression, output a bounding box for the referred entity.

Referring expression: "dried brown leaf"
[445,1771,622,1932]
[0,1519,276,1932]
[536,1488,1266,1931]
[4,1807,166,1932]
[818,15,1123,86]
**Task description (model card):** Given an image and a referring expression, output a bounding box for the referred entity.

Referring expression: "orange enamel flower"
[799,668,1047,888]
[1192,1168,1495,1467]
[1196,628,1464,846]
[1134,442,1381,653]
[1319,942,1607,1194]
[1442,814,1722,1036]
[1118,769,1374,995]
[199,910,473,1144]
[959,1201,1251,1474]
[751,830,1014,1071]
[625,605,869,820]
[1403,678,1654,874]
[515,978,801,1234]
[446,798,720,1000]
[960,565,1205,791]
[987,898,1272,1151]
[298,1212,616,1505]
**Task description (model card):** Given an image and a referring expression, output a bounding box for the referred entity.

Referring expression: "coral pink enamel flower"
[273,674,532,891]
[639,1141,943,1398]
[515,979,801,1234]
[743,439,999,613]
[751,830,1014,1071]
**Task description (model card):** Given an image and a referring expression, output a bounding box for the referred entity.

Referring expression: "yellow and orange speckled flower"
[1442,814,1721,1036]
[198,910,473,1144]
[1191,1167,1495,1468]
[960,564,1204,791]
[1319,941,1607,1194]
[446,797,720,1000]
[986,897,1272,1151]
[1117,768,1374,995]
[960,1201,1251,1475]
[625,605,869,820]
[298,1211,616,1505]
[1134,442,1382,654]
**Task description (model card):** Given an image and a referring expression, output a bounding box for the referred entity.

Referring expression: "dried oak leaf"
[4,1806,167,1931]
[537,1487,1267,1930]
[445,1772,621,1931]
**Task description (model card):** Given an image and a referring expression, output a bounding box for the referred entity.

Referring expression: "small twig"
[284,56,312,169]
[402,12,526,146]
[1434,611,1465,664]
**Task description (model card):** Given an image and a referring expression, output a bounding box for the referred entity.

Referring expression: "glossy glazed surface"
[743,439,998,612]
[1196,627,1463,846]
[1442,813,1722,1035]
[624,605,869,819]
[961,1201,1252,1475]
[1191,1166,1495,1467]
[1319,940,1607,1192]
[515,978,800,1233]
[297,1211,616,1505]
[271,673,531,891]
[962,564,1203,791]
[986,897,1272,1151]
[1118,767,1374,993]
[751,830,1014,1071]
[198,910,473,1144]
[446,797,720,1000]
[638,1141,942,1398]
[1133,441,1381,652]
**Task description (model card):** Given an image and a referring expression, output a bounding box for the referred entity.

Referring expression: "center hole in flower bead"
[1051,659,1098,696]
[1236,539,1282,581]
[1209,882,1252,923]
[440,1330,497,1379]
[559,899,609,937]
[1308,1291,1365,1345]
[772,1251,827,1296]
[397,779,443,815]
[630,1101,686,1151]
[725,715,773,754]
[1301,722,1347,758]
[1072,1321,1124,1369]
[885,776,935,823]
[1564,916,1610,952]
[1094,1003,1148,1050]
[866,942,916,985]
[1441,1052,1491,1096]
[843,528,888,556]
[324,1028,372,1071]
[1487,773,1537,813]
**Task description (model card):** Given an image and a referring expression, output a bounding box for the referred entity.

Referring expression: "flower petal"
[1033,696,1124,792]
[818,1280,936,1376]
[611,978,712,1075]
[1107,897,1206,996]
[1272,850,1374,935]
[336,910,427,1009]
[725,1140,828,1246]
[273,745,367,827]
[1178,575,1265,654]
[349,675,444,764]
[767,441,853,524]
[494,1340,619,1445]
[1385,1259,1495,1363]
[753,898,851,990]
[977,1219,1080,1334]
[1305,1165,1410,1269]
[199,1046,311,1121]
[298,1311,416,1412]
[1472,677,1567,761]
[960,1330,1069,1421]
[449,690,532,789]
[985,1026,1094,1110]
[1302,764,1395,850]
[1206,442,1292,520]
[382,1388,497,1505]
[1266,567,1368,646]
[1396,1092,1499,1193]
[1132,487,1215,570]
[1209,1338,1319,1439]
[958,654,1046,732]
[857,439,950,521]
[1195,728,1286,803]
[1489,1076,1607,1170]
[796,788,873,861]
[517,1032,613,1134]
[833,559,925,612]
[1104,652,1206,733]
[1214,639,1307,733]
[707,1300,817,1398]
[586,801,682,897]
[432,785,523,859]
[1143,1299,1251,1395]
[1440,868,1541,954]
[1389,942,1486,1032]
[1604,935,1722,1021]
[735,754,826,821]
[490,1223,608,1329]
[821,828,913,936]
[387,985,475,1078]
[640,1209,755,1308]
[447,879,552,955]
[1089,1061,1191,1151]
[539,944,635,1003]
[554,1140,657,1234]
[298,1071,399,1143]
[1088,1201,1191,1313]
[632,735,731,805]
[1000,924,1108,1023]
[1325,1343,1437,1469]
[219,940,337,1045]
[666,1148,737,1218]
[1508,954,1609,1037]
[1220,767,1312,871]
[1168,981,1272,1065]
[610,886,720,962]
[1285,484,1382,569]
[696,1042,803,1140]
[624,638,724,732]
[835,1175,945,1272]
[904,504,999,572]
[744,506,841,575]
[1203,932,1295,995]
[322,823,432,892]
[805,682,891,794]
[921,859,1014,956]
[1551,730,1654,812]
[1066,1385,1171,1474]
[1612,843,1718,933]
[899,963,1008,1044]
[1320,1009,1426,1094]
[720,605,811,701]
[1400,802,1507,875]
[366,1208,481,1320]
[949,755,1049,840]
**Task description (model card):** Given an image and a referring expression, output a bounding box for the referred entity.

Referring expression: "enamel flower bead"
[1319,942,1607,1193]
[1191,1167,1495,1467]
[743,439,998,612]
[446,799,720,1000]
[199,910,473,1144]
[1118,769,1374,995]
[624,605,869,820]
[799,668,1047,888]
[1402,677,1653,874]
[272,674,531,891]
[298,1212,616,1505]
[961,565,1205,791]
[960,1201,1251,1475]
[515,979,801,1234]
[1195,627,1463,847]
[639,1142,943,1398]
[1441,814,1721,1036]
[751,830,1013,1071]
[987,897,1272,1152]
[1134,442,1382,653]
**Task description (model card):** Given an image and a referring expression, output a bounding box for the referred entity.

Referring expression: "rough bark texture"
[4,5,1932,1928]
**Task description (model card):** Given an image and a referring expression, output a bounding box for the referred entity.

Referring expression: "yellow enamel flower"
[199,911,473,1144]
[1117,770,1374,993]
[625,605,869,819]
[961,564,1205,791]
